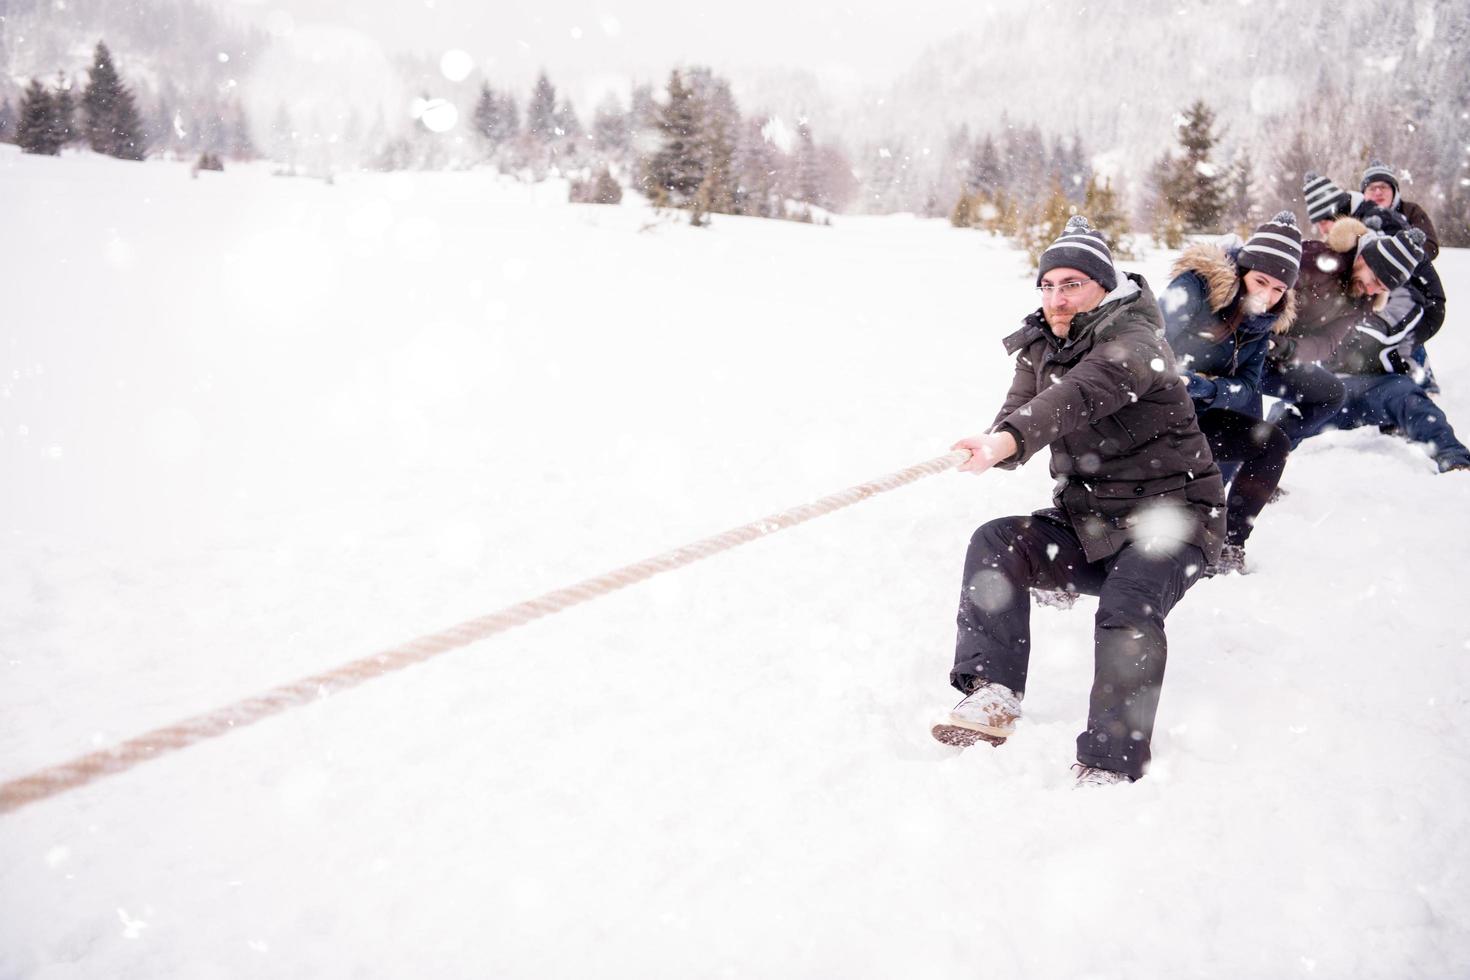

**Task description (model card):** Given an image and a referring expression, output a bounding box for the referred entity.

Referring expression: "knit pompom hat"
[1036,215,1117,292]
[1237,210,1303,288]
[1360,159,1399,196]
[1303,171,1355,223]
[1358,226,1427,291]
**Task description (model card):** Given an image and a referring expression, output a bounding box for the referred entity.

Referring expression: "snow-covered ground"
[3,145,1468,978]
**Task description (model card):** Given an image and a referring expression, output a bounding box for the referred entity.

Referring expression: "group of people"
[929,162,1463,786]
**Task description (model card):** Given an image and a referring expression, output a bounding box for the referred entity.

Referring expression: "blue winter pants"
[1262,362,1346,449]
[1337,374,1470,470]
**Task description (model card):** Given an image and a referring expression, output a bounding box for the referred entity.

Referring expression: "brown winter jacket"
[1278,218,1386,366]
[988,272,1225,564]
[1399,199,1439,262]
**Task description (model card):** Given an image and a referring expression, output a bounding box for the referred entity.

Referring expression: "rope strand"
[0,449,969,816]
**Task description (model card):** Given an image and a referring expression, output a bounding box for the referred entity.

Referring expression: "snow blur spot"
[1184,564,1199,577]
[968,569,1016,614]
[1128,501,1193,555]
[1077,452,1101,474]
[1046,543,1060,560]
[600,14,621,36]
[1159,286,1188,314]
[761,116,795,153]
[1316,254,1340,273]
[1149,357,1165,372]
[117,908,148,939]
[104,234,135,271]
[217,52,230,64]
[249,940,270,954]
[45,845,70,868]
[411,97,458,133]
[570,25,584,39]
[46,445,63,460]
[439,49,474,82]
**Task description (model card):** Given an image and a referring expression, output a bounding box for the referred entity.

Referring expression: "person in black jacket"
[1161,213,1300,575]
[934,216,1224,786]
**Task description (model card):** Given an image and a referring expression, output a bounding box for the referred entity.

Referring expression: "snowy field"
[3,144,1468,978]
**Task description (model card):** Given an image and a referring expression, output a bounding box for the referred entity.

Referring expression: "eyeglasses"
[1037,279,1094,296]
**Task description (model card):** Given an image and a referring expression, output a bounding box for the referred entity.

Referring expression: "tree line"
[5,37,1465,249]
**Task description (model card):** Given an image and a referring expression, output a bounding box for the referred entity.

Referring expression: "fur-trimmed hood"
[1325,216,1370,254]
[1317,217,1389,313]
[1169,241,1297,334]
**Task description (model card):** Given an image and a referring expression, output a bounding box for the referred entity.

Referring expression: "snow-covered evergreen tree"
[0,98,17,144]
[16,79,62,155]
[81,41,146,159]
[642,69,706,212]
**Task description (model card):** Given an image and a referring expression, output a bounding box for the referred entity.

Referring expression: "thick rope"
[0,449,970,816]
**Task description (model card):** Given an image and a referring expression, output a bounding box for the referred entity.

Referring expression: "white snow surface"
[3,146,1469,978]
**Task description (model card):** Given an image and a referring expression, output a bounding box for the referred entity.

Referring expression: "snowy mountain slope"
[1,145,1468,978]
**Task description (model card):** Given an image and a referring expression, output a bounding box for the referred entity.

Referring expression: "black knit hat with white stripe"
[1303,171,1354,223]
[1360,159,1399,196]
[1358,227,1427,291]
[1036,215,1117,292]
[1236,210,1303,288]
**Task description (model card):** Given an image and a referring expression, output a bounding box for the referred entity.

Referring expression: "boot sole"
[930,722,1009,747]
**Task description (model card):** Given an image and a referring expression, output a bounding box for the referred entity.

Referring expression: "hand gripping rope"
[0,449,971,816]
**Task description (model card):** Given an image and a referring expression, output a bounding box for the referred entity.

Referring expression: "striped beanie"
[1303,171,1355,223]
[1360,159,1399,196]
[1036,215,1117,292]
[1358,227,1427,291]
[1236,210,1303,288]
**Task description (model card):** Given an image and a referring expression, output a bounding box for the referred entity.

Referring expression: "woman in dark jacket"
[1162,212,1299,574]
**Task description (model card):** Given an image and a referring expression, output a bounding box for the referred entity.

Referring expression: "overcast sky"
[220,0,1003,93]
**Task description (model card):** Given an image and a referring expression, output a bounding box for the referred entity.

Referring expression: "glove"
[1184,374,1218,404]
[1268,335,1297,364]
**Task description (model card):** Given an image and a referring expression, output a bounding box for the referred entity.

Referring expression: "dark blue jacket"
[1161,242,1295,418]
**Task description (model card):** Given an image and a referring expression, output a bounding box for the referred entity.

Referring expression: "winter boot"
[1032,587,1081,610]
[931,682,1021,748]
[1435,452,1470,474]
[1202,543,1247,577]
[1072,764,1133,788]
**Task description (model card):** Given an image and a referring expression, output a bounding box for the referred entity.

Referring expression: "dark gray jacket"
[989,273,1225,564]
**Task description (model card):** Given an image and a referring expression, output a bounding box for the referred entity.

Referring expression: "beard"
[1044,309,1075,334]
[1348,278,1370,298]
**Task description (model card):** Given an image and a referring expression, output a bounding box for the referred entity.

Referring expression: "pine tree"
[691,71,739,215]
[1226,152,1257,234]
[0,98,16,144]
[643,69,705,212]
[50,73,77,149]
[81,42,146,159]
[1170,100,1226,231]
[1017,180,1075,265]
[1083,175,1134,259]
[16,79,62,154]
[590,94,630,163]
[967,134,1001,196]
[473,83,519,156]
[733,117,780,217]
[526,72,557,142]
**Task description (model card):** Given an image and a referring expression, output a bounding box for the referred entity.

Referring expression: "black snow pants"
[951,510,1205,780]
